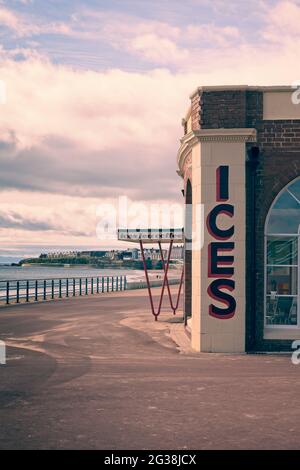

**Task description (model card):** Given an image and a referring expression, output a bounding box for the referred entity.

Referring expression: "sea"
[0,265,178,282]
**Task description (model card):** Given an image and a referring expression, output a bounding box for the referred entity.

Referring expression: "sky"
[1,0,300,262]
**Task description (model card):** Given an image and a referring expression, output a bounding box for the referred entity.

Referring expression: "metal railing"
[0,275,127,305]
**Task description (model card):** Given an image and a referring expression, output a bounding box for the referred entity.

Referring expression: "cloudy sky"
[1,0,300,262]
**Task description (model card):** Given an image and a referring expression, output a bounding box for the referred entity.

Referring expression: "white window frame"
[264,177,300,330]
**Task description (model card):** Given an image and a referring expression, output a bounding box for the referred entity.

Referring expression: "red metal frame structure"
[158,242,184,316]
[118,229,184,321]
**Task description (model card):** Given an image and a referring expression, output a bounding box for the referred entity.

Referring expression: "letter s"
[208,279,236,319]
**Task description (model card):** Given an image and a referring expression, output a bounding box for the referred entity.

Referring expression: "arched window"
[265,178,300,328]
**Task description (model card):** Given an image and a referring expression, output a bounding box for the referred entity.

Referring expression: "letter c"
[207,204,234,240]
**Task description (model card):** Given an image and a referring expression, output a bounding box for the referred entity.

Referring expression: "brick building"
[178,86,300,352]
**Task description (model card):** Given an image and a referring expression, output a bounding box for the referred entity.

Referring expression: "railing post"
[6,281,9,304]
[107,276,109,292]
[79,278,82,296]
[35,280,38,301]
[124,276,127,290]
[66,278,69,297]
[26,280,29,302]
[85,278,88,295]
[97,277,99,294]
[116,276,119,291]
[102,277,104,293]
[91,277,94,294]
[59,279,62,298]
[16,281,20,303]
[52,279,54,299]
[73,278,76,296]
[43,279,47,300]
[120,276,122,291]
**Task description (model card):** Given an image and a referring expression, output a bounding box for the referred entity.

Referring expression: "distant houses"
[19,245,184,269]
[119,246,183,261]
[38,246,183,262]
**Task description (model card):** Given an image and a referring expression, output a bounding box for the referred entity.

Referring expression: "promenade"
[0,289,299,450]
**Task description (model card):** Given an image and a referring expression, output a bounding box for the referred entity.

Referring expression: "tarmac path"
[0,289,300,450]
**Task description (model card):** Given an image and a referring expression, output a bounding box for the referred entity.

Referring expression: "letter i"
[216,166,229,202]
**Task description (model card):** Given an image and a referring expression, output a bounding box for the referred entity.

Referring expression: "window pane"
[267,266,297,295]
[266,296,297,325]
[267,237,298,265]
[268,210,300,234]
[267,180,300,234]
[287,179,300,202]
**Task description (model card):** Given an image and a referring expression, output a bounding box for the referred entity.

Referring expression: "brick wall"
[253,120,300,351]
[191,89,264,130]
[191,93,201,131]
[258,120,300,149]
[201,90,246,129]
[246,91,263,128]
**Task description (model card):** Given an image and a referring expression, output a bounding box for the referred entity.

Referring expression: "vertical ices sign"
[207,166,236,319]
[0,340,6,365]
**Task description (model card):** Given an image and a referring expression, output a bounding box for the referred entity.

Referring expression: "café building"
[178,85,300,352]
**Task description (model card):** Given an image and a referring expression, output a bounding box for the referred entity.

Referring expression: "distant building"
[122,248,139,260]
[47,251,79,259]
[105,250,121,260]
[136,246,183,261]
[170,245,184,260]
[80,251,107,257]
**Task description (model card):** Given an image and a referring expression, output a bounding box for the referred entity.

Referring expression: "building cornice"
[177,128,257,175]
[189,85,294,99]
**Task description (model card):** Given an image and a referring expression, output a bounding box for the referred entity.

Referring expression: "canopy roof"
[117,228,184,244]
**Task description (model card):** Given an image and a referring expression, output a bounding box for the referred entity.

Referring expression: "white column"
[190,129,256,352]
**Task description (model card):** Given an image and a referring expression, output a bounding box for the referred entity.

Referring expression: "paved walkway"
[0,289,299,450]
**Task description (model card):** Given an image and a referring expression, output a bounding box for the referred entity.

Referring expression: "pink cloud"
[129,34,189,65]
[0,6,35,36]
[0,5,72,38]
[263,1,300,42]
[1,1,300,249]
